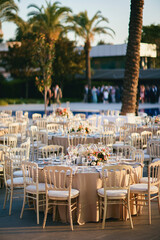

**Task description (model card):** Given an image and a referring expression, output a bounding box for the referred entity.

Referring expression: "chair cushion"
[144,154,150,160]
[139,177,157,183]
[26,183,46,193]
[97,188,127,198]
[13,170,29,177]
[7,177,24,186]
[130,184,158,193]
[0,164,3,171]
[48,189,79,199]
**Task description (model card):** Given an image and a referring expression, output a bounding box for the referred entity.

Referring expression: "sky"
[2,0,160,46]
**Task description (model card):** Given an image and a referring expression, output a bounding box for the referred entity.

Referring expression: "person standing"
[54,84,62,106]
[84,84,88,102]
[92,86,97,103]
[47,87,52,106]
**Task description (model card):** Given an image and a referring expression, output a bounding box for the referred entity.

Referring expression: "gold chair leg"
[102,197,107,229]
[9,188,13,215]
[127,195,133,229]
[3,188,8,209]
[36,194,39,224]
[20,190,26,219]
[43,197,48,229]
[68,201,73,231]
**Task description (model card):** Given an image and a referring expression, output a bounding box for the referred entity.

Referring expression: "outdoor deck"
[0,188,160,240]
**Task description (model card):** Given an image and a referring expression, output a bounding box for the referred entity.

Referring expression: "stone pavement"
[0,188,160,240]
[0,102,159,113]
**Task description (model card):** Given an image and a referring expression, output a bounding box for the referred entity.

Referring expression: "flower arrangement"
[70,124,90,134]
[74,144,110,166]
[88,147,110,166]
[55,108,69,117]
[155,116,160,124]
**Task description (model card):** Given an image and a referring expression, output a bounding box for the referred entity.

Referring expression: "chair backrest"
[125,123,137,133]
[102,165,132,191]
[42,145,64,158]
[3,134,17,148]
[46,123,61,133]
[131,132,141,149]
[8,123,19,134]
[22,161,39,187]
[32,113,42,121]
[16,111,23,120]
[148,140,160,159]
[119,126,129,143]
[100,131,115,146]
[9,147,27,170]
[141,131,152,149]
[103,123,116,133]
[115,145,136,159]
[43,166,72,194]
[74,113,86,120]
[37,119,47,130]
[156,130,160,137]
[132,149,144,164]
[36,131,48,145]
[68,132,86,147]
[4,156,13,187]
[20,137,30,160]
[2,110,12,116]
[148,160,160,187]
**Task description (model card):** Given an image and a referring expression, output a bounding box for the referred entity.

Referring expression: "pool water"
[12,108,160,118]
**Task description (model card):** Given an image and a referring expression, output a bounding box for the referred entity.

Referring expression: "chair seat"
[7,177,24,186]
[97,188,127,198]
[13,170,28,177]
[48,189,79,199]
[130,183,158,194]
[144,154,150,161]
[0,164,3,171]
[139,177,157,183]
[26,183,46,193]
[112,142,124,148]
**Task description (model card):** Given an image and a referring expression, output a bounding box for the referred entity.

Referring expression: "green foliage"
[0,99,8,106]
[33,33,55,94]
[5,40,35,78]
[53,37,85,87]
[142,24,160,68]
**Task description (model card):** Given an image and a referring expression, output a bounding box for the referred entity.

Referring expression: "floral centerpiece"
[70,124,90,134]
[74,144,110,166]
[155,116,160,124]
[88,147,110,166]
[55,108,71,118]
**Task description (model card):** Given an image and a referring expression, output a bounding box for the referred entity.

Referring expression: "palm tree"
[27,1,72,43]
[67,10,114,87]
[0,0,18,39]
[27,1,72,114]
[121,0,144,115]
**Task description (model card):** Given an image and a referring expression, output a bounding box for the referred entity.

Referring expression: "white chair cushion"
[143,149,147,154]
[48,189,79,199]
[26,183,46,193]
[0,164,3,171]
[130,183,158,193]
[13,170,29,177]
[97,188,127,198]
[144,154,150,160]
[7,177,24,186]
[139,177,157,183]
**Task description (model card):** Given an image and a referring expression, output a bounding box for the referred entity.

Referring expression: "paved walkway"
[0,102,159,113]
[0,188,160,240]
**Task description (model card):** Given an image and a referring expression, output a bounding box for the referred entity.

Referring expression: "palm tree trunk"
[44,86,47,115]
[85,41,91,88]
[121,0,144,115]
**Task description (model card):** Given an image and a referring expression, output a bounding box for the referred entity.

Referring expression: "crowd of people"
[47,84,63,107]
[84,85,122,103]
[84,84,160,104]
